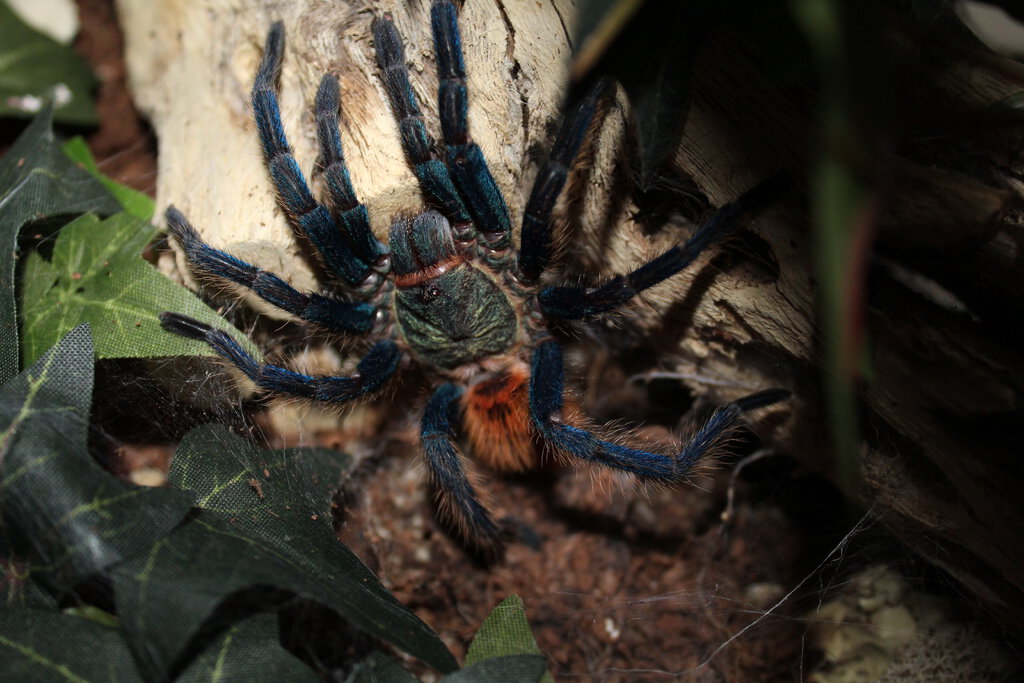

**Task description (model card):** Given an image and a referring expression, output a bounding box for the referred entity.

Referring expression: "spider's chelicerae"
[161,0,788,555]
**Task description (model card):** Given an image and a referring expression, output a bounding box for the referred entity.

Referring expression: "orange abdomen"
[461,367,535,472]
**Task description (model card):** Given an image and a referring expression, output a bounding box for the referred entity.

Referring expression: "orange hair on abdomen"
[461,365,535,472]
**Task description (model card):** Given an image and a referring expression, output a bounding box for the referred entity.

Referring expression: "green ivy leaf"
[0,608,140,682]
[0,325,195,591]
[0,109,119,383]
[464,595,545,664]
[0,550,56,609]
[62,605,120,630]
[176,614,318,682]
[167,424,343,514]
[111,425,457,680]
[0,2,97,124]
[19,212,261,367]
[440,655,548,683]
[61,137,154,220]
[464,595,551,682]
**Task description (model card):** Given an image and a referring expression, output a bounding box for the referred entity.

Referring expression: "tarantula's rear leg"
[159,314,399,402]
[516,81,608,283]
[429,0,511,253]
[538,173,790,319]
[372,15,475,243]
[422,384,504,557]
[252,23,378,286]
[529,341,788,480]
[165,208,376,334]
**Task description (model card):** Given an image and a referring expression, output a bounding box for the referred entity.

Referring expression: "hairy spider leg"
[516,80,609,283]
[252,23,374,286]
[529,341,789,480]
[430,0,512,253]
[165,207,375,334]
[314,75,389,270]
[159,313,400,402]
[422,383,504,554]
[372,15,475,241]
[538,172,791,319]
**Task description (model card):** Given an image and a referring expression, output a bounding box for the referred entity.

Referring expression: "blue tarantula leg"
[529,341,789,480]
[421,383,504,555]
[538,173,791,319]
[166,207,375,334]
[372,14,475,239]
[516,79,610,283]
[252,22,373,286]
[159,313,399,402]
[314,76,389,270]
[430,0,511,250]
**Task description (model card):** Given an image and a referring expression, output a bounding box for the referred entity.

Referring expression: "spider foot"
[498,515,543,551]
[530,341,790,483]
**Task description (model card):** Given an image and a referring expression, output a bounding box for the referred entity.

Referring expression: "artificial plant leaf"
[176,613,318,682]
[0,325,194,592]
[62,604,120,629]
[440,655,548,683]
[0,608,139,682]
[0,2,97,124]
[19,212,261,367]
[166,424,343,513]
[346,651,419,683]
[464,595,550,682]
[0,109,119,383]
[62,137,155,220]
[112,425,457,680]
[0,551,57,609]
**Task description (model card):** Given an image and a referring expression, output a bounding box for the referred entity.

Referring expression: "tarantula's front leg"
[252,23,378,286]
[429,0,511,251]
[529,341,788,480]
[314,75,388,271]
[166,208,376,334]
[372,14,475,241]
[421,384,504,556]
[537,173,790,319]
[159,314,399,402]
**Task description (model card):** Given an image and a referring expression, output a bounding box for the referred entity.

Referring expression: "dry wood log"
[117,0,571,302]
[116,0,1024,634]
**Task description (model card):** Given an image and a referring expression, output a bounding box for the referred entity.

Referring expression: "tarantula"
[160,0,788,554]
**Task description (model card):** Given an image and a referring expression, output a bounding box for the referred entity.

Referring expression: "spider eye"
[422,284,443,301]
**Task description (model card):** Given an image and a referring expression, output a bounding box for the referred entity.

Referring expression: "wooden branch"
[117,0,572,307]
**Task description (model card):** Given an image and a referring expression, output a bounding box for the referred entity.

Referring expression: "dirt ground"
[334,440,816,680]
[57,0,898,680]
